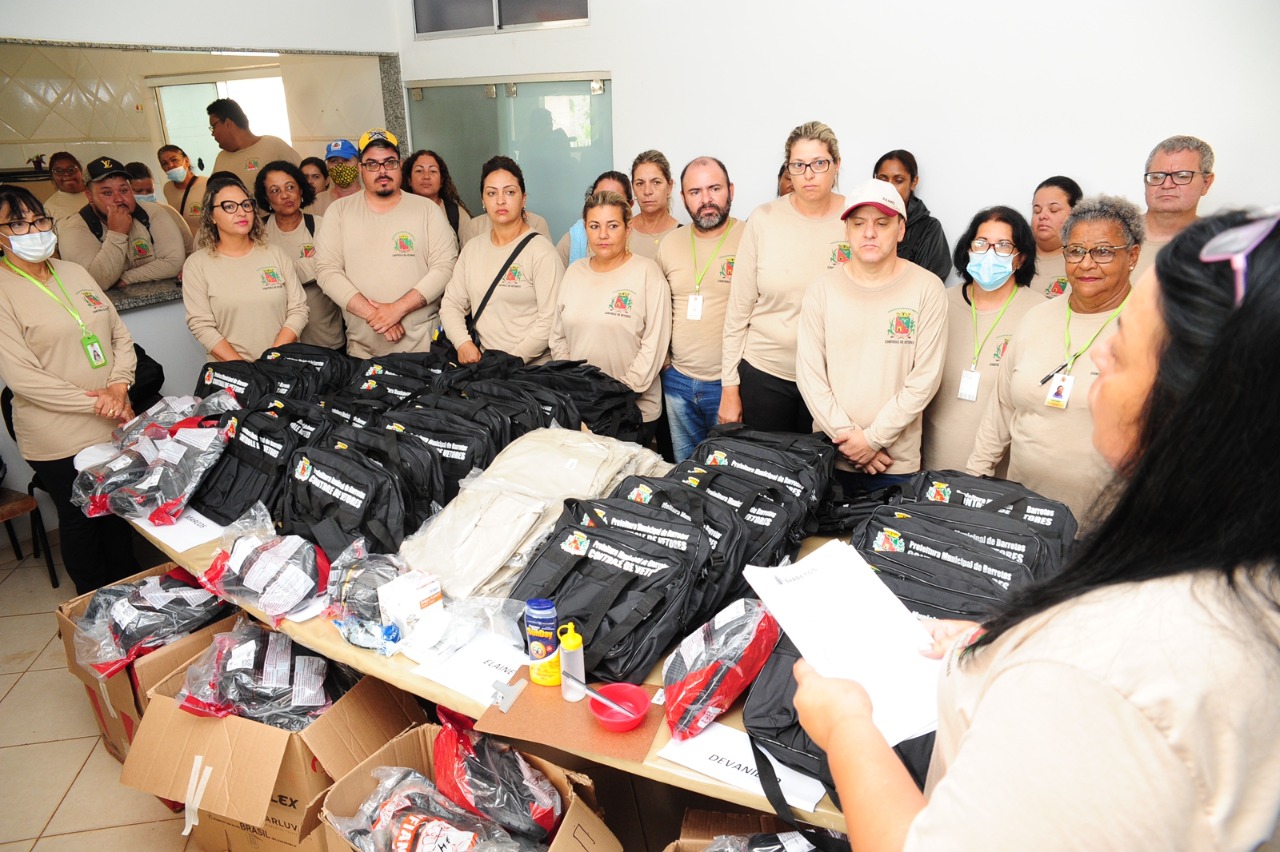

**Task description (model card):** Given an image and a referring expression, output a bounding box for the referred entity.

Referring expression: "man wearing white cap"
[315,128,458,358]
[796,178,947,495]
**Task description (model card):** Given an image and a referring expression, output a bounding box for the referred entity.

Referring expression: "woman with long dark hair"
[403,150,471,243]
[792,210,1280,849]
[873,149,952,282]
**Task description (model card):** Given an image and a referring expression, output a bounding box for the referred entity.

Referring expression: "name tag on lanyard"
[686,293,704,321]
[957,369,980,401]
[1044,373,1074,409]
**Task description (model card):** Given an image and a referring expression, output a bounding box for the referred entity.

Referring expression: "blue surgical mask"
[166,166,188,183]
[135,194,157,204]
[966,250,1015,291]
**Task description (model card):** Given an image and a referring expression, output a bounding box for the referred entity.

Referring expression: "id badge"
[1044,373,1073,409]
[958,369,980,401]
[686,293,704,321]
[82,333,107,369]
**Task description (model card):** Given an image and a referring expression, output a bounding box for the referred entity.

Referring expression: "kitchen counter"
[105,277,184,312]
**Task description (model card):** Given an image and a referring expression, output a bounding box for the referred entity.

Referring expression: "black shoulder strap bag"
[465,232,538,343]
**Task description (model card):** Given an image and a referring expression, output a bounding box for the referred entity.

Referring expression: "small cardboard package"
[321,722,624,852]
[121,649,428,847]
[661,808,793,852]
[55,562,237,763]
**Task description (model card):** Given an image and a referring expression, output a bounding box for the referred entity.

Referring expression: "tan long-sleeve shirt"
[43,190,87,226]
[796,260,947,474]
[56,200,186,289]
[655,220,744,382]
[182,242,309,360]
[439,230,564,363]
[315,192,458,358]
[263,214,345,350]
[0,258,136,460]
[721,194,848,385]
[463,211,549,246]
[550,254,672,422]
[211,135,301,185]
[965,296,1118,523]
[163,175,209,236]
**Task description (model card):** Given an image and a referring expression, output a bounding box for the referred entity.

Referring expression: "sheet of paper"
[412,629,527,707]
[744,539,940,746]
[134,508,224,553]
[658,721,826,812]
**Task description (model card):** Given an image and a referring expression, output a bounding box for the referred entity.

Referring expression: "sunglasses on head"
[1199,206,1280,306]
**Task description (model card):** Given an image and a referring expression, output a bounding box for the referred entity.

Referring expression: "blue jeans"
[662,367,722,462]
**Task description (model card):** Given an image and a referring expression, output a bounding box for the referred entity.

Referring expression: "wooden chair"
[0,486,57,587]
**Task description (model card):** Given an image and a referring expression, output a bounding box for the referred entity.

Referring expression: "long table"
[139,526,847,832]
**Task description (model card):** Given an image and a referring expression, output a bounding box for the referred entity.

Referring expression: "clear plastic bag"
[112,395,200,448]
[175,618,351,731]
[73,568,231,678]
[106,426,227,525]
[327,765,528,852]
[326,538,406,653]
[71,430,166,517]
[192,387,240,418]
[201,502,331,620]
[704,835,818,852]
[404,597,525,666]
[434,707,561,841]
[661,599,780,741]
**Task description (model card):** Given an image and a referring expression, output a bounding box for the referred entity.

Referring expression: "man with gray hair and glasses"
[1133,134,1214,280]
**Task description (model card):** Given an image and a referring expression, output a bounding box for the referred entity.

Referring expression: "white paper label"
[687,293,704,321]
[174,586,214,606]
[139,578,177,609]
[259,562,315,616]
[107,454,134,472]
[778,832,817,852]
[177,428,219,451]
[227,535,265,576]
[261,632,293,688]
[713,597,747,629]
[290,655,327,707]
[158,440,188,465]
[109,597,141,628]
[227,639,257,671]
[134,435,159,464]
[679,625,707,669]
[242,537,303,593]
[134,467,163,490]
[958,369,981,401]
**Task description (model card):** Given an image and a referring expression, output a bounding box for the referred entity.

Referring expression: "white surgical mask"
[134,193,157,204]
[5,230,58,263]
[166,166,188,183]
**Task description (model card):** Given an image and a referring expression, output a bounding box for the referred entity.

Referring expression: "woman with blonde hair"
[629,149,680,259]
[182,172,308,361]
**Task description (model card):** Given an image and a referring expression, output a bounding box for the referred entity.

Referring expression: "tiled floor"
[0,536,193,851]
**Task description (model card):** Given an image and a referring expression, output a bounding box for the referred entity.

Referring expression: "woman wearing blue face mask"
[922,206,1040,473]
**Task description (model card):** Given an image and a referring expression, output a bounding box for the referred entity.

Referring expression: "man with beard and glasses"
[315,128,458,358]
[654,156,744,460]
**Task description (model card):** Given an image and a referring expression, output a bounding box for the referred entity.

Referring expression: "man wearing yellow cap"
[315,128,459,357]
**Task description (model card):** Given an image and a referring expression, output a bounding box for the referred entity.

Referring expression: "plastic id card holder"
[1044,373,1073,409]
[82,333,107,369]
[958,369,980,401]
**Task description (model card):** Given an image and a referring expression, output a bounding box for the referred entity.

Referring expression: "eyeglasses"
[785,158,833,176]
[1199,209,1280,306]
[2,216,54,235]
[361,159,401,172]
[1063,244,1132,264]
[51,167,81,177]
[216,199,256,214]
[1143,170,1206,186]
[208,117,223,133]
[970,238,1017,257]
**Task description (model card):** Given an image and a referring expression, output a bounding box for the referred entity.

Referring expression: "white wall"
[393,0,1280,249]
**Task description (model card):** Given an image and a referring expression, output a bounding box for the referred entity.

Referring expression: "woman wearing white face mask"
[922,206,1042,473]
[0,185,140,594]
[159,144,209,235]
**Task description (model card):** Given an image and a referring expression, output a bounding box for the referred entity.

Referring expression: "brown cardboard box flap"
[680,808,790,839]
[299,675,428,782]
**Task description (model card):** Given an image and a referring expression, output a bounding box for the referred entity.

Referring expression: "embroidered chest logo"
[393,232,415,255]
[188,202,204,216]
[79,290,106,311]
[829,242,852,267]
[607,289,635,317]
[886,308,916,343]
[300,243,316,259]
[131,238,152,259]
[706,450,728,466]
[992,336,1010,363]
[503,263,525,284]
[245,158,261,172]
[1045,277,1068,297]
[260,267,284,288]
[561,530,590,555]
[720,256,735,282]
[627,483,654,504]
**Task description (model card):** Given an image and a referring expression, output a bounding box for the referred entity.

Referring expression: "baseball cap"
[86,156,130,183]
[841,178,908,221]
[324,139,358,161]
[358,128,399,156]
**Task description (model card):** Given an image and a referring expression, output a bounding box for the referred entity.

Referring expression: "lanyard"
[968,284,1019,369]
[2,257,89,334]
[1063,295,1128,375]
[691,219,734,294]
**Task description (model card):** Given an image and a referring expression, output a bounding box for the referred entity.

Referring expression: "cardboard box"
[189,810,328,852]
[55,562,238,763]
[321,723,624,852]
[661,808,793,852]
[121,652,428,846]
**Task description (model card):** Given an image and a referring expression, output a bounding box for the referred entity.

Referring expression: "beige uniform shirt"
[628,221,680,261]
[556,222,592,268]
[907,573,1280,851]
[921,284,1045,473]
[182,242,309,360]
[56,200,186,289]
[721,194,849,385]
[315,192,458,358]
[212,135,301,185]
[163,176,209,236]
[796,260,947,474]
[1132,234,1169,283]
[464,211,550,245]
[550,254,672,422]
[155,202,194,256]
[305,189,332,216]
[263,214,345,350]
[655,220,744,382]
[966,296,1118,523]
[0,258,136,460]
[43,190,87,226]
[1030,250,1070,299]
[439,230,564,363]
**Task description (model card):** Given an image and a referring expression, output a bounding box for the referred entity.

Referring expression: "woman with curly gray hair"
[182,172,308,361]
[965,194,1143,524]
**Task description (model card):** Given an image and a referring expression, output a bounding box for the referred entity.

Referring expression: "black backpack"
[515,361,642,443]
[407,392,514,454]
[255,357,323,401]
[316,392,391,430]
[193,361,272,409]
[670,461,802,566]
[460,380,546,440]
[507,379,582,431]
[380,407,498,503]
[345,372,429,408]
[260,343,356,393]
[191,404,311,525]
[688,435,831,520]
[353,352,446,386]
[329,424,444,533]
[509,515,700,684]
[280,445,406,557]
